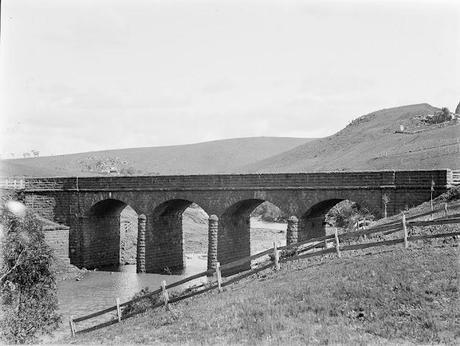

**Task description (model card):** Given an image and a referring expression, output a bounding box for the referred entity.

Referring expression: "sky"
[0,0,459,157]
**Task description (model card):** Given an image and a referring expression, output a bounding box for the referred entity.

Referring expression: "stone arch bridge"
[10,169,454,274]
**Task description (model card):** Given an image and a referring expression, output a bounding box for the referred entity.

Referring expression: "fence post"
[444,203,448,217]
[402,213,408,249]
[273,242,280,270]
[69,316,76,337]
[215,262,222,292]
[116,298,122,322]
[161,280,169,308]
[334,229,341,258]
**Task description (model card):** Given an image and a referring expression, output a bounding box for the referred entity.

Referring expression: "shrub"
[0,209,61,344]
[252,202,287,222]
[327,200,375,230]
[122,287,160,317]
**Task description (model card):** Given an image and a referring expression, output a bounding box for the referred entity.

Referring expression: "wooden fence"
[68,206,460,337]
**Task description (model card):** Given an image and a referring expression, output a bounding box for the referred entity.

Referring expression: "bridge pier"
[207,215,218,272]
[287,216,299,246]
[217,200,263,275]
[136,214,146,273]
[299,215,327,242]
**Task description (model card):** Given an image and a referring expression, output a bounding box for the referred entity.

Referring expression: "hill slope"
[0,137,311,177]
[242,103,459,172]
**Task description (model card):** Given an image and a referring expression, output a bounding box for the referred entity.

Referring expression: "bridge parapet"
[0,177,25,190]
[7,169,453,192]
[449,170,460,186]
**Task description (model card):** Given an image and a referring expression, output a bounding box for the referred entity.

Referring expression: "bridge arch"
[299,198,376,241]
[217,198,287,274]
[81,198,139,269]
[145,199,209,273]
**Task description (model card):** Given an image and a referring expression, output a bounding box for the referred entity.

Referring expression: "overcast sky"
[0,0,459,157]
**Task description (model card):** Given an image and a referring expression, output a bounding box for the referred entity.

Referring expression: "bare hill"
[242,104,459,172]
[0,137,311,177]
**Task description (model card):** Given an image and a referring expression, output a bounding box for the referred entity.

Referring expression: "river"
[48,254,208,341]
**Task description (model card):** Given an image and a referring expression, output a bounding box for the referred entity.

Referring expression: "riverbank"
[61,241,459,345]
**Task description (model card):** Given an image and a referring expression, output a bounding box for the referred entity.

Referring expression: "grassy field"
[63,239,459,345]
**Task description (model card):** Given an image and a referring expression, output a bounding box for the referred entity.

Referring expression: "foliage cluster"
[423,107,454,124]
[326,200,375,230]
[77,156,143,175]
[0,210,61,344]
[252,201,286,222]
[121,287,160,317]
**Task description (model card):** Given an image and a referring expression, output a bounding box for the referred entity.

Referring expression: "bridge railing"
[0,177,25,190]
[68,203,460,337]
[451,169,460,185]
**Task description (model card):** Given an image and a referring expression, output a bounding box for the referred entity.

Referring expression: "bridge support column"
[207,215,218,272]
[287,216,298,246]
[145,206,185,274]
[136,214,146,273]
[217,213,251,276]
[299,216,326,242]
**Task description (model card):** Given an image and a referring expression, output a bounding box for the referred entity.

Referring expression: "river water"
[51,254,208,340]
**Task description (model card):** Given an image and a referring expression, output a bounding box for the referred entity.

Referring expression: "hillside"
[242,103,460,172]
[0,137,311,177]
[0,160,81,177]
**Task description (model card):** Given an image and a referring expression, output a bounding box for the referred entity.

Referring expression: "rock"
[455,101,460,115]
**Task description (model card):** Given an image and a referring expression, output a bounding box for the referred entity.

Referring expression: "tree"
[0,208,61,343]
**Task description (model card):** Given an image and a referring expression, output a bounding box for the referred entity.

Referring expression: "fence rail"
[69,207,460,336]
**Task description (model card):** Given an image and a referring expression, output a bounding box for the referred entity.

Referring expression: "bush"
[252,202,287,223]
[423,107,453,124]
[327,200,375,230]
[122,287,160,317]
[0,209,61,344]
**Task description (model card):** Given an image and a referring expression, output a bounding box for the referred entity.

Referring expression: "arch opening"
[146,199,208,274]
[82,199,138,270]
[218,199,287,275]
[300,199,375,242]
